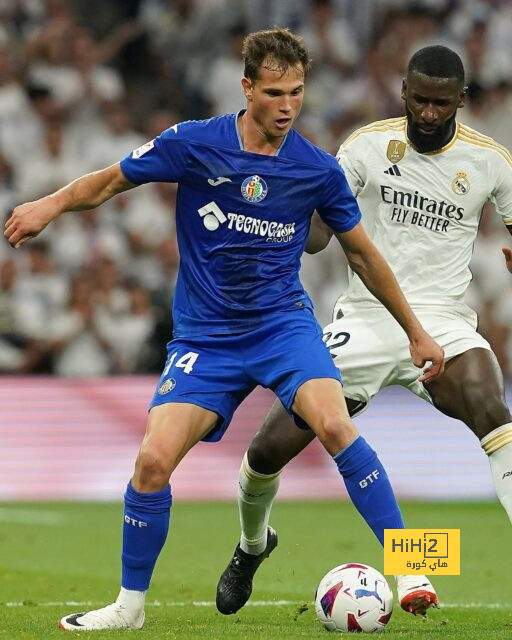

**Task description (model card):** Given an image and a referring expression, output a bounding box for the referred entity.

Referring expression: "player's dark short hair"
[243,27,312,83]
[407,45,465,85]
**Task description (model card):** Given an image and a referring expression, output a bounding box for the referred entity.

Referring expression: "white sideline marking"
[0,508,66,525]
[2,601,512,609]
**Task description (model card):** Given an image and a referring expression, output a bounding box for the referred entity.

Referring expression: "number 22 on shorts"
[323,330,350,354]
[163,351,199,375]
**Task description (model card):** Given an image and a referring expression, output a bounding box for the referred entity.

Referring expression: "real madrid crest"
[386,140,406,164]
[452,171,470,195]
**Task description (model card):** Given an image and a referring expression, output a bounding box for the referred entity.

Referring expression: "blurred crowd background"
[0,0,511,378]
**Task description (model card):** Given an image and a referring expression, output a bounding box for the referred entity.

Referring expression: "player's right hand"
[4,199,58,249]
[408,330,445,382]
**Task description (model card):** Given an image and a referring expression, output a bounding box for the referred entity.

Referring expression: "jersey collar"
[234,110,289,157]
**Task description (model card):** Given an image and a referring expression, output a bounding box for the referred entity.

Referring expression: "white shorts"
[324,303,491,407]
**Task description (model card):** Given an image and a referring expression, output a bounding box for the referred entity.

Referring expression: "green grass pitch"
[1,500,511,639]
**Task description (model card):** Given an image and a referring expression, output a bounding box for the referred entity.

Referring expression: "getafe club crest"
[241,175,268,203]
[452,171,470,195]
[386,140,406,164]
[158,378,176,395]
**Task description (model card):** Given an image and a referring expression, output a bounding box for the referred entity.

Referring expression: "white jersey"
[336,116,512,312]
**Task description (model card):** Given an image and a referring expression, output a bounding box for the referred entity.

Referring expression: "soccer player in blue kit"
[5,28,444,631]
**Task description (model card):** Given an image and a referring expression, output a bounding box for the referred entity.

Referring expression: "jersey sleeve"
[336,141,365,197]
[490,153,512,231]
[120,125,190,185]
[316,165,362,233]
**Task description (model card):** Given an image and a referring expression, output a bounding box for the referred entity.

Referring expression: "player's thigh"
[250,309,343,411]
[401,310,506,424]
[249,311,350,453]
[424,347,511,438]
[134,402,220,491]
[324,307,407,404]
[149,336,253,443]
[248,399,316,473]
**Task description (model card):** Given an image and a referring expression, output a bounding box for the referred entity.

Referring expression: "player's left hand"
[409,331,445,382]
[502,246,512,273]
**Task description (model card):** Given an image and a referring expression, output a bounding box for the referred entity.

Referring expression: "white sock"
[116,586,146,613]
[481,423,512,521]
[238,452,281,555]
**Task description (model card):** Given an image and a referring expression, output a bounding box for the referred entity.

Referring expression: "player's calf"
[247,401,315,475]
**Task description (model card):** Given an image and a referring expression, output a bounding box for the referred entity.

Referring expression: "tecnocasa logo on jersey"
[197,200,296,243]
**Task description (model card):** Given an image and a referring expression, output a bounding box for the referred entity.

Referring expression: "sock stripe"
[481,424,512,455]
[483,432,512,455]
[481,423,512,445]
[241,453,281,482]
[242,532,267,545]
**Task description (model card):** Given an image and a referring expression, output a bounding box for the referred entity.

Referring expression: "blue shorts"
[149,309,342,442]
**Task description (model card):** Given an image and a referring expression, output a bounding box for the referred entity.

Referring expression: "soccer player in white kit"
[216,45,512,618]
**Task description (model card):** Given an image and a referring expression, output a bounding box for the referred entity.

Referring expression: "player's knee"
[247,434,287,474]
[248,418,316,473]
[134,446,172,491]
[313,414,357,454]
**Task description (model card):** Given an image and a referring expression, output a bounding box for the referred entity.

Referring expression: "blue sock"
[121,482,172,591]
[334,436,404,546]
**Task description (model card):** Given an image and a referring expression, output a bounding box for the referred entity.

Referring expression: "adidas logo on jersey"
[384,165,401,176]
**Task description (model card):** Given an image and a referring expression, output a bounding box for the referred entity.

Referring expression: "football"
[314,563,393,633]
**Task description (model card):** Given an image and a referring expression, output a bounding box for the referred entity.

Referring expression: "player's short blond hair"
[243,27,312,84]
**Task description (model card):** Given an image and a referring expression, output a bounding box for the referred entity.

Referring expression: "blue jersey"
[120,112,361,337]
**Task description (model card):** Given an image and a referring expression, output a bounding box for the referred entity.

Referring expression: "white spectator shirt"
[49,311,111,377]
[336,116,512,310]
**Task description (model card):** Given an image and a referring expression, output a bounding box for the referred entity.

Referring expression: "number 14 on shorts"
[163,351,199,375]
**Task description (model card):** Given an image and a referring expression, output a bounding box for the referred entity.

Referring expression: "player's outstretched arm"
[4,163,135,249]
[305,212,334,254]
[336,222,445,382]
